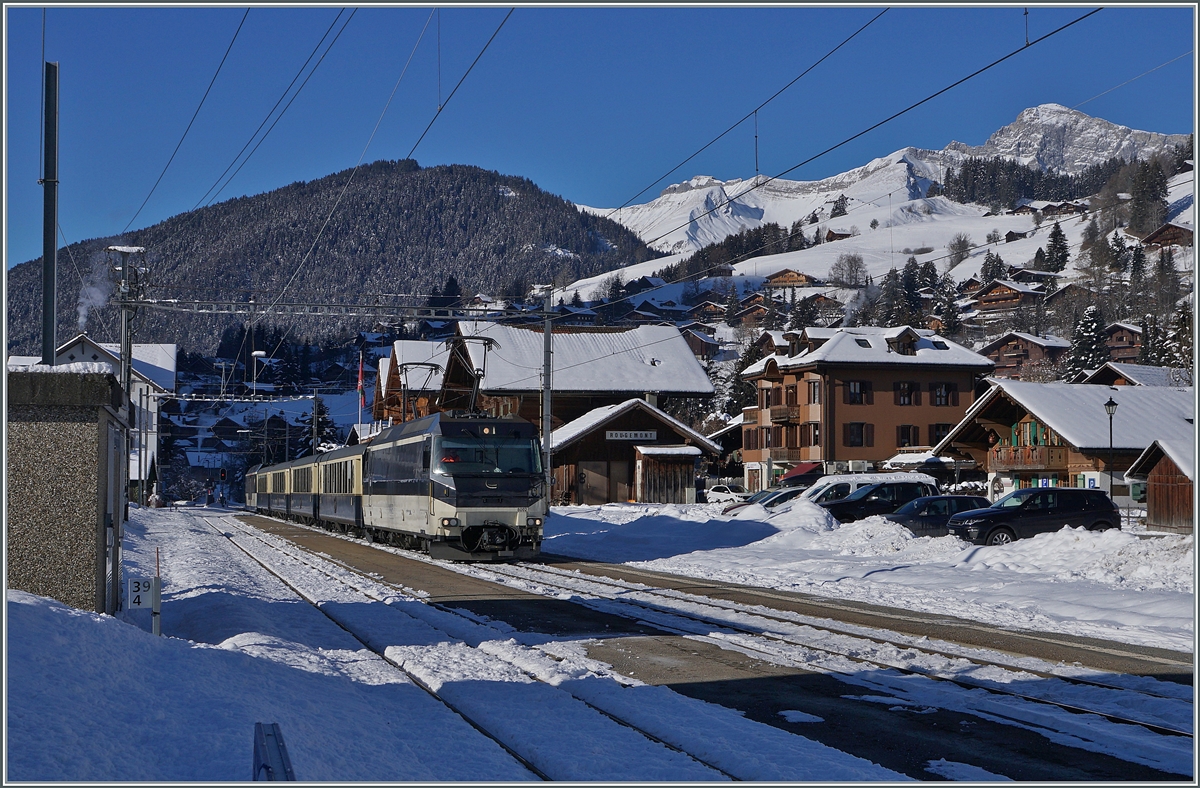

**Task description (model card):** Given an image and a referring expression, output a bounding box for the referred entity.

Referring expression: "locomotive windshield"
[433,435,543,476]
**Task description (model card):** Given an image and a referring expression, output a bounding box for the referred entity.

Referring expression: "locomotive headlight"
[441,517,460,527]
[526,517,542,527]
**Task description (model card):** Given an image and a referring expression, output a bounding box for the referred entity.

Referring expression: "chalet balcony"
[769,447,806,462]
[989,445,1069,471]
[769,405,802,423]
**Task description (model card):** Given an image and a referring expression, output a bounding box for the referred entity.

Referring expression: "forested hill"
[7,159,660,354]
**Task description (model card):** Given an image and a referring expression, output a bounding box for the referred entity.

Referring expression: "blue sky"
[4,5,1195,268]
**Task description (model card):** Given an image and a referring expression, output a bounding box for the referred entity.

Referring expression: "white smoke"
[77,252,112,333]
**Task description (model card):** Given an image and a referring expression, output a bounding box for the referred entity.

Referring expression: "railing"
[989,445,1068,471]
[769,405,802,423]
[769,447,807,462]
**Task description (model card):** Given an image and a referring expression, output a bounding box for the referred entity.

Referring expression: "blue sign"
[1088,478,1097,488]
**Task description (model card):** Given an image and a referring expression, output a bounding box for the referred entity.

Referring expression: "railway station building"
[549,398,720,505]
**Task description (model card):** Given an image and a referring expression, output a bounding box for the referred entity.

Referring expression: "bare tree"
[829,253,867,287]
[946,232,973,270]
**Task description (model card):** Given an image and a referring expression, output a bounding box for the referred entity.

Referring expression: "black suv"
[819,480,940,523]
[884,495,991,537]
[946,487,1119,546]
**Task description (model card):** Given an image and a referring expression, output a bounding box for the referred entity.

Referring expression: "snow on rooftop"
[458,321,713,395]
[97,342,178,391]
[777,328,992,371]
[6,360,115,375]
[1088,363,1192,387]
[985,379,1194,451]
[636,445,702,456]
[551,398,720,455]
[1126,438,1194,483]
[390,340,451,391]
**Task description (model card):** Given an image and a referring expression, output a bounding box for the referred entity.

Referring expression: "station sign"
[606,430,657,441]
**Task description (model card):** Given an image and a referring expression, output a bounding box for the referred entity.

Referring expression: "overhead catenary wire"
[638,8,1104,251]
[122,8,250,234]
[604,8,888,218]
[407,8,514,159]
[1072,51,1194,111]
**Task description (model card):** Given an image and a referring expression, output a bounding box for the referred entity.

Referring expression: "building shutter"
[896,425,904,446]
[894,381,902,405]
[843,422,851,446]
[863,381,873,405]
[950,382,960,406]
[865,423,874,447]
[912,425,919,446]
[928,425,936,446]
[912,385,921,406]
[843,382,850,404]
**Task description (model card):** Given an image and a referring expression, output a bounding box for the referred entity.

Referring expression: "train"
[245,412,547,561]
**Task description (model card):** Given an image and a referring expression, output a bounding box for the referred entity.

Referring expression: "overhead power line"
[640,8,1104,251]
[1072,51,1193,111]
[122,8,250,234]
[606,7,889,217]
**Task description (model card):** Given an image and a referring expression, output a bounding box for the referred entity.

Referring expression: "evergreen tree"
[1163,305,1193,380]
[276,344,302,395]
[724,284,742,323]
[1045,222,1070,272]
[296,396,340,457]
[901,256,923,323]
[726,341,765,416]
[877,268,907,327]
[936,275,963,338]
[788,294,816,331]
[1137,315,1156,364]
[1064,306,1110,379]
[919,259,939,290]
[830,194,849,218]
[980,250,1006,282]
[570,290,584,307]
[1152,247,1180,318]
[1128,159,1169,236]
[1129,244,1147,292]
[1031,247,1048,270]
[1080,216,1100,251]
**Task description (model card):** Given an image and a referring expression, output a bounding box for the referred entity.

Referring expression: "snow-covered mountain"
[579,105,1189,255]
[945,103,1191,175]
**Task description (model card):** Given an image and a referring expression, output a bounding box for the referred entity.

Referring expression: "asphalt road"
[238,515,1192,781]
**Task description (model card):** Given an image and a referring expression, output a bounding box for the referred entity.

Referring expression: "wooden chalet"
[1124,439,1194,534]
[971,279,1044,312]
[1004,230,1029,242]
[439,321,714,428]
[687,299,727,321]
[1140,221,1193,249]
[978,332,1070,379]
[933,379,1194,504]
[1104,322,1142,364]
[1079,362,1192,388]
[764,269,820,290]
[682,328,720,361]
[373,340,451,423]
[824,228,852,243]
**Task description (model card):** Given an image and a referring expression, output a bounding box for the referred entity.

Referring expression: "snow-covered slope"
[580,105,1189,256]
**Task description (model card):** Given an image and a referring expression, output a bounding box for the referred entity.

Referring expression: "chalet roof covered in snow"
[776,327,992,370]
[97,342,177,391]
[935,379,1195,453]
[1125,438,1194,482]
[1081,362,1192,388]
[456,321,713,395]
[550,397,720,454]
[391,340,451,391]
[978,332,1070,354]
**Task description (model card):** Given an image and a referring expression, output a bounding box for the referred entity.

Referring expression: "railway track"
[197,514,885,782]
[223,513,1194,777]
[463,560,1194,739]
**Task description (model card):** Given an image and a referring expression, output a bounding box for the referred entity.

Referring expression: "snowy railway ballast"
[246,413,546,561]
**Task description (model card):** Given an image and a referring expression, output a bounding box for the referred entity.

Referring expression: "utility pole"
[312,395,319,456]
[541,287,553,501]
[40,61,59,365]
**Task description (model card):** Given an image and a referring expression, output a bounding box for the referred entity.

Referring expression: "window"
[893,381,921,406]
[926,499,950,516]
[809,421,820,447]
[845,380,872,405]
[855,338,872,348]
[843,422,873,447]
[929,424,952,445]
[743,428,758,451]
[931,382,959,407]
[807,380,821,404]
[897,425,920,447]
[786,386,797,406]
[932,340,949,350]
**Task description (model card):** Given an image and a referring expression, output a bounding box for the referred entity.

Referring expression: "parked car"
[818,480,941,523]
[801,472,939,506]
[706,484,751,505]
[884,495,991,537]
[946,487,1120,546]
[722,487,780,515]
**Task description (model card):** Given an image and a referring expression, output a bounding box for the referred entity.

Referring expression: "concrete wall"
[6,372,127,613]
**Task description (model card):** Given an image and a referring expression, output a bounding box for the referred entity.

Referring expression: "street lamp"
[251,350,267,396]
[1104,396,1118,499]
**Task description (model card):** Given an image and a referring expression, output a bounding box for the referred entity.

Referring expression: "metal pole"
[41,61,58,365]
[1108,412,1114,500]
[312,396,319,456]
[542,295,553,501]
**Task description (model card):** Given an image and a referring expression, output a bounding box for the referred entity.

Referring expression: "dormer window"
[855,338,871,348]
[932,341,949,350]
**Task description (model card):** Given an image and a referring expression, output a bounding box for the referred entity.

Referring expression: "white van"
[801,472,940,505]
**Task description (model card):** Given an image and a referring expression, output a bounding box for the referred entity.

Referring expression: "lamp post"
[251,350,267,396]
[1104,396,1118,500]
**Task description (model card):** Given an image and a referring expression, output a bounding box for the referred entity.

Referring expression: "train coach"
[246,412,546,561]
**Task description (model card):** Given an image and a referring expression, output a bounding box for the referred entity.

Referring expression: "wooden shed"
[550,398,719,505]
[1125,439,1194,534]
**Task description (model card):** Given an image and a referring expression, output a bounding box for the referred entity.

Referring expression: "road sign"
[128,578,153,608]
